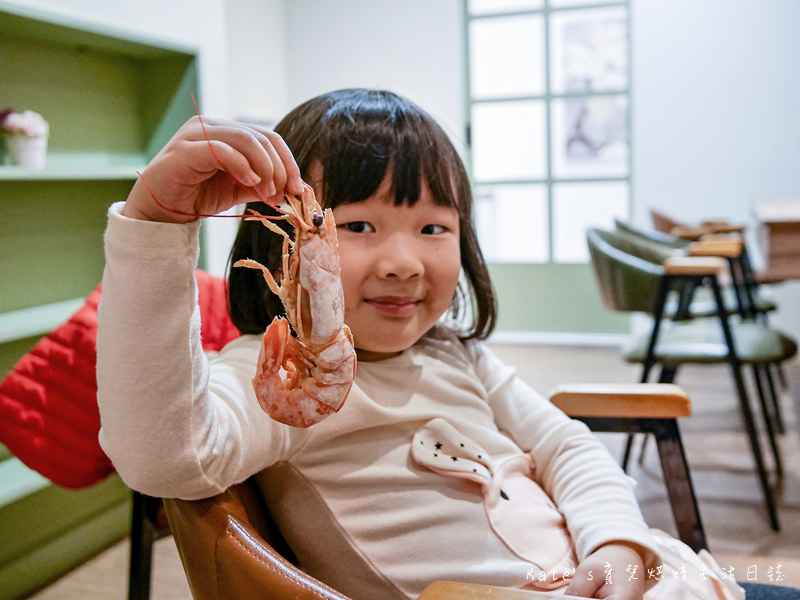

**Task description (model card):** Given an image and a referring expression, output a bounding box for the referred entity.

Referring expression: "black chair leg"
[730,364,780,531]
[765,363,785,435]
[129,491,159,600]
[752,364,783,478]
[622,434,636,472]
[631,366,679,467]
[776,362,789,391]
[582,416,707,553]
[658,366,678,384]
[652,418,707,553]
[711,276,781,530]
[637,434,649,466]
[622,361,657,471]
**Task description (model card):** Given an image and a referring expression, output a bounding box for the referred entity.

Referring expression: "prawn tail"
[251,317,290,416]
[251,320,356,428]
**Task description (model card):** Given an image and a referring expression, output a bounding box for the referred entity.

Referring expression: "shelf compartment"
[0,180,123,314]
[0,2,199,167]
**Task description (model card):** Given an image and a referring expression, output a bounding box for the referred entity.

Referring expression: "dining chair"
[615,219,777,322]
[587,227,796,530]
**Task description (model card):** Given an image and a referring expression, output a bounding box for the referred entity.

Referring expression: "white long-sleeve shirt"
[97,203,742,600]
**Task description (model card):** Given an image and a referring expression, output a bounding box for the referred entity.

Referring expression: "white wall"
[632,0,800,225]
[225,0,288,123]
[283,0,467,152]
[631,0,800,338]
[633,0,800,221]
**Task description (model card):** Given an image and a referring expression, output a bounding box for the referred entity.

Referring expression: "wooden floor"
[28,344,800,598]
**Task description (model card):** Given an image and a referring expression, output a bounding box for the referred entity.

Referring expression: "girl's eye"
[421,224,447,235]
[341,221,375,234]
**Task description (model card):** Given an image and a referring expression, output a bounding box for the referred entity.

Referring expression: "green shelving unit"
[0,3,200,597]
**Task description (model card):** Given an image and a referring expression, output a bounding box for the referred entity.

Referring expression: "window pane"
[469,15,545,99]
[551,95,628,178]
[550,7,628,94]
[471,100,547,181]
[552,181,629,263]
[468,0,543,16]
[476,184,549,263]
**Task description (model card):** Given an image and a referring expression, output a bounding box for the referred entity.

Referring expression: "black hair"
[227,88,497,341]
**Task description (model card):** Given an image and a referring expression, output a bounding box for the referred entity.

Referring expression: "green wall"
[490,263,630,334]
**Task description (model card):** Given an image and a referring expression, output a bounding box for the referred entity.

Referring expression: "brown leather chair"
[163,480,579,600]
[163,477,348,600]
[154,384,702,599]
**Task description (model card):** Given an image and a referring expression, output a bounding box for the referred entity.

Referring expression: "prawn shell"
[298,227,345,347]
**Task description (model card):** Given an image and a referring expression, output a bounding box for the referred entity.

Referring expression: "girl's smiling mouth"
[365,296,422,316]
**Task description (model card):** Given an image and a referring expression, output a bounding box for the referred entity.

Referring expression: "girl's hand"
[564,542,647,599]
[122,116,304,223]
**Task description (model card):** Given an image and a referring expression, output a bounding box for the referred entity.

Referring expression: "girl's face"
[331,176,461,361]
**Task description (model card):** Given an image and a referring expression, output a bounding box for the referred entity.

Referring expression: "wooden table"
[753,195,800,281]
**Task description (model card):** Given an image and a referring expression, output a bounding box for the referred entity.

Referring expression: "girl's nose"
[375,235,424,280]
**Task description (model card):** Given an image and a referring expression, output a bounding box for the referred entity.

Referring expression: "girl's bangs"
[316,103,460,211]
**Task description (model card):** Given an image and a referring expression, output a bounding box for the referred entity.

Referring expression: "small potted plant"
[1,109,49,169]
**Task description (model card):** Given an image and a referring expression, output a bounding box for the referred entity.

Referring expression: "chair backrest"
[614,219,690,250]
[586,228,666,314]
[650,208,684,234]
[163,478,351,600]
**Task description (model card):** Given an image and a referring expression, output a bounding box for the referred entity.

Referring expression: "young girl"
[97,89,788,600]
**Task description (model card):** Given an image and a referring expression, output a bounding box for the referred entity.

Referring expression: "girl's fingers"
[252,133,286,197]
[190,119,302,198]
[189,123,273,193]
[562,578,596,598]
[190,139,261,188]
[563,563,602,598]
[251,127,304,195]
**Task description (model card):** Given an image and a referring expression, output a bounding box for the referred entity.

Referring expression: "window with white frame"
[467,0,631,264]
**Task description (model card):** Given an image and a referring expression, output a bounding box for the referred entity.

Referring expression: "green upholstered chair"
[615,219,778,322]
[614,220,790,436]
[586,227,797,531]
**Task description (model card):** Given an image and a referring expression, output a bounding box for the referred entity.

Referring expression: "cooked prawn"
[235,183,356,427]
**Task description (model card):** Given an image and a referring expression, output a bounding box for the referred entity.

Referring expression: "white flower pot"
[6,134,48,169]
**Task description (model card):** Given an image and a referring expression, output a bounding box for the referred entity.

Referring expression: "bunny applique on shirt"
[411,418,575,582]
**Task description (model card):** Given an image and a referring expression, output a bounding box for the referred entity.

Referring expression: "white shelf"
[0,298,85,344]
[0,164,143,181]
